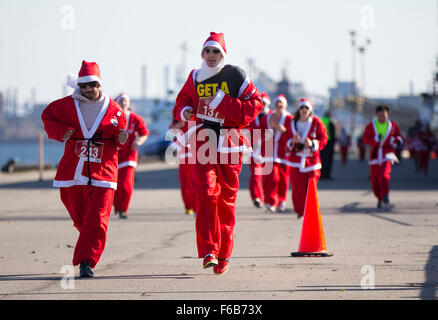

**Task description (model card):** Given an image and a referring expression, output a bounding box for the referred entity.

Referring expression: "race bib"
[75,141,104,163]
[196,98,225,124]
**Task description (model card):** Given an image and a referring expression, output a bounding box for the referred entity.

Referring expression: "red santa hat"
[201,32,227,57]
[297,98,314,112]
[261,92,271,105]
[114,92,130,105]
[77,60,102,84]
[274,94,288,106]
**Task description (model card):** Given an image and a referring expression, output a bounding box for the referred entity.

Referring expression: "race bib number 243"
[75,141,104,163]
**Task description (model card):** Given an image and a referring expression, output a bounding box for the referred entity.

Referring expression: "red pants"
[369,162,392,201]
[263,163,290,207]
[60,186,114,268]
[249,161,264,202]
[418,151,430,175]
[290,168,320,217]
[340,146,348,165]
[191,157,242,260]
[114,166,135,214]
[179,162,195,210]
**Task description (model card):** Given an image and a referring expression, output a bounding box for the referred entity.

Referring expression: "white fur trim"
[291,117,313,143]
[312,139,319,152]
[180,106,193,122]
[179,152,193,159]
[115,93,130,105]
[298,100,313,111]
[202,41,226,57]
[299,163,322,172]
[73,95,110,139]
[53,179,117,189]
[77,75,102,84]
[238,77,251,98]
[260,157,284,164]
[54,157,117,189]
[124,112,131,130]
[118,161,137,169]
[209,90,226,109]
[66,73,79,89]
[274,96,288,106]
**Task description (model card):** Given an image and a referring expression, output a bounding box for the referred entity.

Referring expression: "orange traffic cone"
[291,178,332,257]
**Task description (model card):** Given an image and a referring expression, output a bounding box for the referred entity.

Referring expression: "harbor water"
[0,141,65,168]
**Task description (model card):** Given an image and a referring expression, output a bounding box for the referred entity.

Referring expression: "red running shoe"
[202,254,218,268]
[213,259,229,275]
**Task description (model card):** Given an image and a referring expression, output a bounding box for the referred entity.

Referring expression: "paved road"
[0,157,437,301]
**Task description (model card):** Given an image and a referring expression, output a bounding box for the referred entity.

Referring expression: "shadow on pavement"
[0,273,196,282]
[295,284,425,292]
[420,245,438,300]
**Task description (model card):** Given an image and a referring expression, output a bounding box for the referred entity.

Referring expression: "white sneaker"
[278,202,286,212]
[265,204,277,213]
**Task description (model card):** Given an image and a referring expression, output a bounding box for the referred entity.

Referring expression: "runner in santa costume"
[258,94,293,213]
[362,105,403,209]
[285,99,328,219]
[338,127,351,166]
[41,60,128,277]
[417,123,437,175]
[113,93,149,219]
[173,32,263,274]
[247,92,272,209]
[169,107,196,216]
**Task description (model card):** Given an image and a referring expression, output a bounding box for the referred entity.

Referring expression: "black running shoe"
[79,262,94,278]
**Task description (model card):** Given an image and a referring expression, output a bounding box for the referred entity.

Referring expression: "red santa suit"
[362,118,403,203]
[41,60,127,269]
[284,99,328,217]
[114,106,149,215]
[170,109,196,213]
[416,126,436,175]
[338,128,351,165]
[258,100,293,210]
[247,93,271,205]
[173,32,263,262]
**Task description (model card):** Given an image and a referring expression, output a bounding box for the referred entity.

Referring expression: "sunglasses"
[203,48,221,54]
[78,81,98,89]
[299,106,310,110]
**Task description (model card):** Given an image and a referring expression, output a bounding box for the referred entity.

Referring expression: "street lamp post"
[358,38,372,99]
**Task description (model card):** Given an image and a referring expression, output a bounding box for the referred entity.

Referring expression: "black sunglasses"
[78,81,98,89]
[203,48,220,54]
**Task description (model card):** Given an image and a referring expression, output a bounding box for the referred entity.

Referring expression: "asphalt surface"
[0,156,437,301]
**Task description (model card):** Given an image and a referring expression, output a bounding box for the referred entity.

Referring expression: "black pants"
[320,141,335,178]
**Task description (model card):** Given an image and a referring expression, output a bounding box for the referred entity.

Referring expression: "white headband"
[274,96,288,106]
[298,100,313,111]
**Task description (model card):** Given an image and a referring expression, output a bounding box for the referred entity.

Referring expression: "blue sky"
[0,0,437,104]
